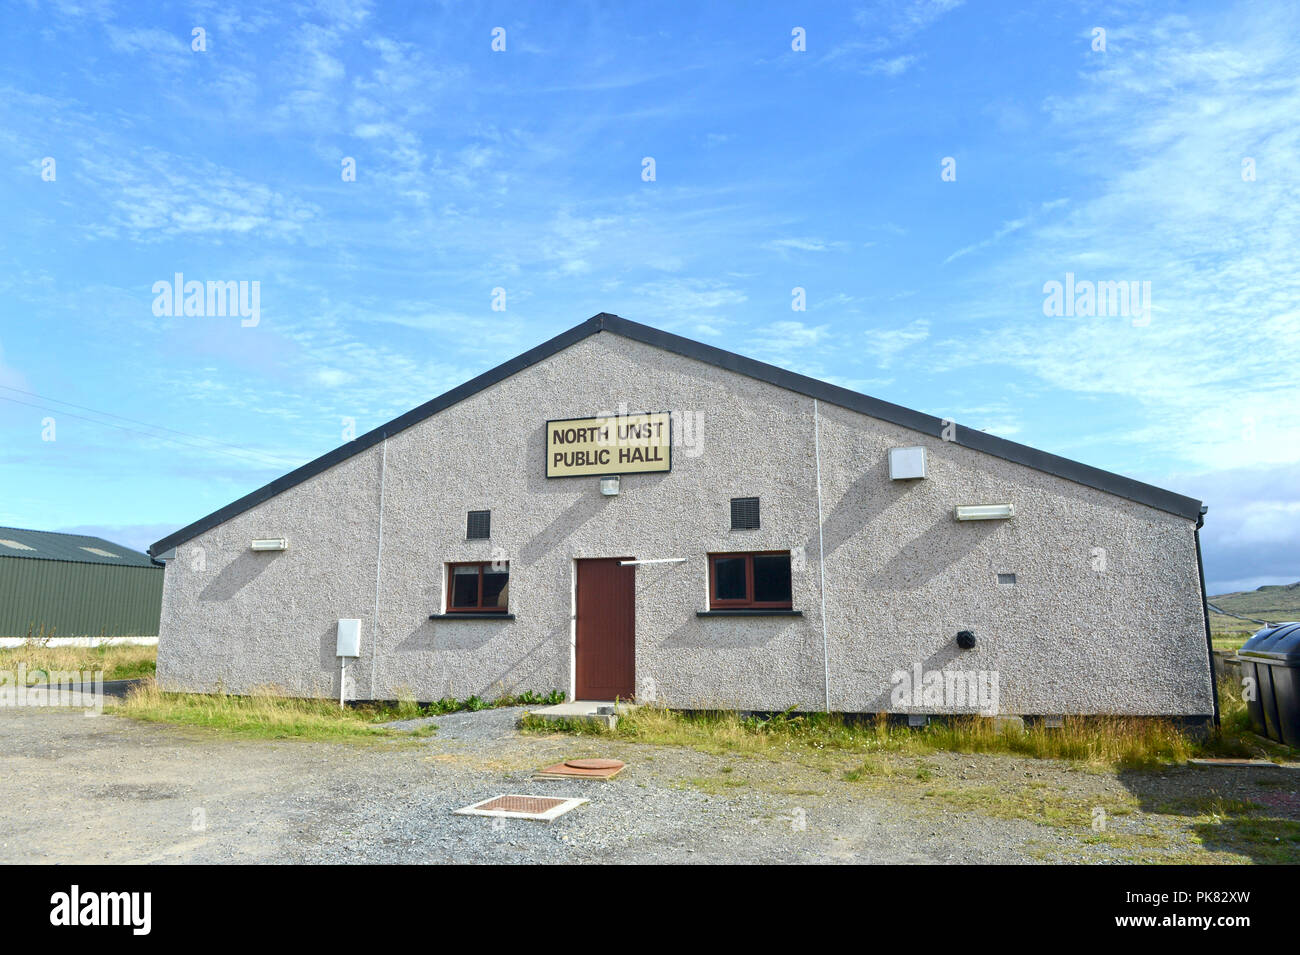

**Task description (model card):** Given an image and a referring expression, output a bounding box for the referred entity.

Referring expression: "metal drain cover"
[565,759,624,770]
[454,794,588,821]
[534,758,626,780]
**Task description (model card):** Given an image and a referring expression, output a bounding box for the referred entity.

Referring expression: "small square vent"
[997,573,1017,585]
[466,510,491,540]
[730,497,760,530]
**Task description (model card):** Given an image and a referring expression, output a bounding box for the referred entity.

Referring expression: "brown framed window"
[708,551,793,609]
[447,561,510,612]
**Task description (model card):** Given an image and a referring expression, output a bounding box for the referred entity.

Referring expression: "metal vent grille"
[453,794,589,821]
[477,795,565,814]
[466,510,490,540]
[731,497,760,530]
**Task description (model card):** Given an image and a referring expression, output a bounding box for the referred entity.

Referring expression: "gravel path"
[379,705,527,741]
[1,706,1294,864]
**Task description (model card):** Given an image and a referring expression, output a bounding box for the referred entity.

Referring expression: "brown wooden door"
[575,558,635,700]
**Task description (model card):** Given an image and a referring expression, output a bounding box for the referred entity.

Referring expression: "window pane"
[714,557,747,601]
[451,566,479,607]
[753,554,792,604]
[482,568,509,609]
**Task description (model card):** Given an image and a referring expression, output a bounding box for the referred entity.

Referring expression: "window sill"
[697,609,803,617]
[429,613,515,620]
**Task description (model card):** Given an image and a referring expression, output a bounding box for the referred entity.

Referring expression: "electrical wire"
[0,384,269,457]
[1206,601,1276,628]
[0,392,298,469]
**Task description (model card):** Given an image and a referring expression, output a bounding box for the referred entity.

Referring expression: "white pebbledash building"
[149,314,1217,724]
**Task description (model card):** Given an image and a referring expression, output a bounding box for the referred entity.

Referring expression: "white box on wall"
[889,446,927,480]
[336,619,362,658]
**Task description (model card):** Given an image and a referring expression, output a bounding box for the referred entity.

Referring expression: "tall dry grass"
[0,642,156,682]
[524,703,1263,768]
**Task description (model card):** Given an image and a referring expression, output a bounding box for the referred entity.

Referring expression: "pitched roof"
[0,526,159,568]
[149,312,1203,556]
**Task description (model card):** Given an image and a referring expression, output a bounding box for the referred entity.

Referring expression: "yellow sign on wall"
[546,412,672,478]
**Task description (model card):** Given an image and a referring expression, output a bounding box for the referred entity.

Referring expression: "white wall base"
[0,636,158,648]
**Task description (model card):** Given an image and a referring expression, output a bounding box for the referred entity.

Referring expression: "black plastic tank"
[1237,622,1300,746]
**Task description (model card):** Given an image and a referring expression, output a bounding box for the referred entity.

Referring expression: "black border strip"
[599,314,1202,520]
[149,316,605,556]
[150,312,1203,556]
[1195,509,1221,726]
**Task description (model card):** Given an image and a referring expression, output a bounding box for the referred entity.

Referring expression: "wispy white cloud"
[943,200,1068,265]
[866,55,917,76]
[2,0,1294,593]
[748,320,833,372]
[762,236,849,255]
[826,0,965,73]
[105,26,191,59]
[854,0,966,40]
[936,9,1300,475]
[632,279,749,313]
[863,319,930,368]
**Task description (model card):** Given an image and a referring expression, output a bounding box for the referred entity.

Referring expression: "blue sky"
[1,0,1297,594]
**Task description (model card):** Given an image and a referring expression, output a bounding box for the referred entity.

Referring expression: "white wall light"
[250,538,288,551]
[954,504,1015,521]
[599,475,620,496]
[889,447,927,480]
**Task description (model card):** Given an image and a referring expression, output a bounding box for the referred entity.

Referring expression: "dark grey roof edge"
[599,314,1203,521]
[148,316,607,556]
[149,311,1201,556]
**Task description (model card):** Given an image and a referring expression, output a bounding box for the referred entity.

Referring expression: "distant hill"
[1208,582,1300,634]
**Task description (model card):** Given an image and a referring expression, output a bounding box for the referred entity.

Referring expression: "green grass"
[115,682,400,742]
[522,690,1291,769]
[0,642,157,682]
[521,707,1200,768]
[1212,635,1248,651]
[382,688,565,721]
[114,681,565,743]
[919,781,1138,830]
[1193,816,1300,865]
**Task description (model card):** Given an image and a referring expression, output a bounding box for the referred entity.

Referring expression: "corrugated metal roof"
[0,527,157,568]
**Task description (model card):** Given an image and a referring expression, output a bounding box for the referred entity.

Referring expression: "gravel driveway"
[1,706,1294,864]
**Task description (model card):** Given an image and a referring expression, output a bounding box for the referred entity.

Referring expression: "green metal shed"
[0,527,163,638]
